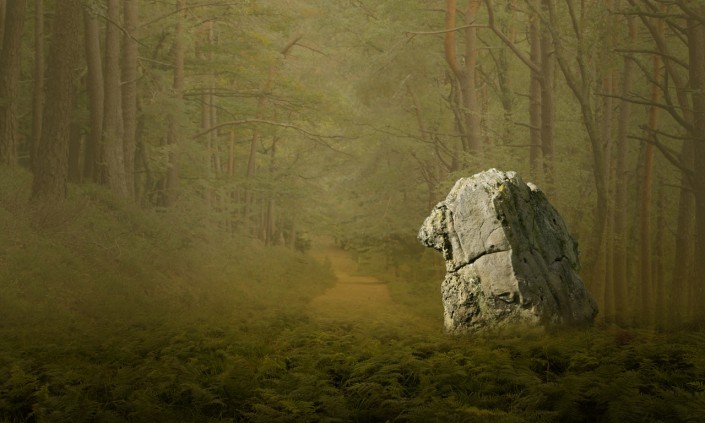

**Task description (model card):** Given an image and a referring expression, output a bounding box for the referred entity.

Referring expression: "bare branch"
[613,48,688,69]
[280,35,302,55]
[629,131,691,175]
[628,0,692,116]
[405,23,487,37]
[88,8,147,49]
[296,42,328,56]
[192,119,352,156]
[140,2,243,28]
[601,92,692,131]
[675,0,705,25]
[485,0,540,73]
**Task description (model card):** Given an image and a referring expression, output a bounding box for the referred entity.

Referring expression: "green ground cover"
[1,169,705,422]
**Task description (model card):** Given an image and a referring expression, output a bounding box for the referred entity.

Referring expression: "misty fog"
[1,0,704,421]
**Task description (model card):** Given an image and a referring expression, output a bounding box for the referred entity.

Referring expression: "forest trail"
[308,238,438,331]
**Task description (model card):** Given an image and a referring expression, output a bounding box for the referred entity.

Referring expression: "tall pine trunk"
[101,0,128,196]
[640,46,661,324]
[463,0,482,153]
[444,0,482,155]
[546,0,609,291]
[672,140,694,323]
[687,12,705,320]
[539,0,555,197]
[0,0,26,166]
[163,0,184,206]
[528,4,542,181]
[83,7,103,182]
[122,0,139,198]
[31,0,83,202]
[613,16,636,326]
[30,0,44,173]
[0,1,6,48]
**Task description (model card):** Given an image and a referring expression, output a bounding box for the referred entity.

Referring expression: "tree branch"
[675,0,705,25]
[140,2,243,28]
[405,23,486,37]
[192,119,352,155]
[485,0,540,73]
[601,92,692,131]
[629,130,691,176]
[613,47,689,69]
[444,0,464,81]
[627,0,692,118]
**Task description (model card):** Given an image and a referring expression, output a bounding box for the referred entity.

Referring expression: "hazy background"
[1,1,705,421]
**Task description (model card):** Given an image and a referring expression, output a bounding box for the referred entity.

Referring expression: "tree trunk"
[687,12,705,321]
[672,139,694,324]
[30,0,44,174]
[540,0,555,197]
[497,2,515,145]
[529,4,543,181]
[0,0,26,166]
[122,0,139,198]
[198,21,216,206]
[654,178,666,326]
[83,7,103,182]
[546,0,608,287]
[640,44,661,324]
[227,129,235,179]
[244,37,300,226]
[31,0,83,202]
[265,137,278,245]
[68,119,82,182]
[599,0,616,322]
[444,0,482,154]
[164,0,184,207]
[0,0,6,48]
[463,0,482,153]
[101,0,128,196]
[613,16,636,326]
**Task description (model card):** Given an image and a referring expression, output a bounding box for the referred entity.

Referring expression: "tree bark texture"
[546,0,608,287]
[0,0,6,48]
[244,37,299,223]
[30,0,44,174]
[687,12,705,320]
[101,0,128,197]
[444,0,482,154]
[672,139,694,323]
[122,0,139,198]
[539,0,555,196]
[612,16,636,325]
[83,7,103,182]
[31,0,83,202]
[0,0,26,166]
[529,4,542,181]
[164,0,184,207]
[640,47,661,323]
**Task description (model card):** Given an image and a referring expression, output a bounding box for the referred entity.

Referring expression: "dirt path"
[308,238,438,331]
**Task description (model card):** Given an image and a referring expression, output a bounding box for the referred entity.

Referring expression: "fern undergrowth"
[1,168,705,422]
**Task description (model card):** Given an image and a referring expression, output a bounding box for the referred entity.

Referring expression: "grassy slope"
[1,168,705,422]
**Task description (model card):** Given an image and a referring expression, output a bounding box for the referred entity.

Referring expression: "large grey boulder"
[418,169,597,333]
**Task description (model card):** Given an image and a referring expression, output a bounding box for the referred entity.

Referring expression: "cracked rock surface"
[418,169,598,333]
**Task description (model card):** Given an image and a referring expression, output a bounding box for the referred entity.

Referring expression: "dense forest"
[2,0,705,421]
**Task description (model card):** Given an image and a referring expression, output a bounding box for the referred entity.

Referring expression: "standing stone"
[418,169,597,333]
